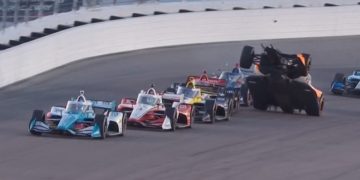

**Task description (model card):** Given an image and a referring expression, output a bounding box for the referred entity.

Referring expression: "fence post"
[72,0,79,10]
[2,0,7,29]
[25,7,29,23]
[14,0,19,25]
[38,0,44,17]
[53,0,60,14]
[83,0,88,8]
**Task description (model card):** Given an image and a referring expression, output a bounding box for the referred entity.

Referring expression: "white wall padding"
[0,5,360,87]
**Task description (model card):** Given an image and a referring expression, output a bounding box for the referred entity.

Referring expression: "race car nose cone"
[56,114,78,131]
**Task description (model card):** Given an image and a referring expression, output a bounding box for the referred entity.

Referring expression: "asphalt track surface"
[0,36,360,180]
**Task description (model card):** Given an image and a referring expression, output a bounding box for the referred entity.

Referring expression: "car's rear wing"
[187,78,226,96]
[89,100,117,111]
[119,98,136,105]
[162,93,184,107]
[187,75,226,87]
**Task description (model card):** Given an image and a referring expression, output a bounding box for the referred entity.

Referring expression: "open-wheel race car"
[182,71,235,122]
[239,45,324,116]
[117,86,192,131]
[163,82,217,123]
[331,70,360,95]
[217,64,253,107]
[28,91,127,139]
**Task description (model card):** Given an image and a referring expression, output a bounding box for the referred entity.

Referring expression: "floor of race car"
[0,36,360,180]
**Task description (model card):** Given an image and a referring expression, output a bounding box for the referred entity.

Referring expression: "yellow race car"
[164,72,234,123]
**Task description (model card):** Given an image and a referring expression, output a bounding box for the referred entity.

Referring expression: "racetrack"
[0,36,360,180]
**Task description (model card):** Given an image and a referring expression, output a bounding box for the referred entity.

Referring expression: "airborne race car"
[117,87,192,131]
[240,45,324,116]
[28,91,127,139]
[331,70,360,95]
[183,72,234,122]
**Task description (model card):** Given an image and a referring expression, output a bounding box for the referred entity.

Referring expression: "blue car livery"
[28,91,127,139]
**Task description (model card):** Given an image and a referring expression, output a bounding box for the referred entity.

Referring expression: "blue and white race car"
[217,64,254,107]
[28,91,127,139]
[331,70,360,95]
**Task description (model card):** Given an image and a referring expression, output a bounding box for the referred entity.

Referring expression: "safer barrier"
[2,0,360,44]
[0,5,360,88]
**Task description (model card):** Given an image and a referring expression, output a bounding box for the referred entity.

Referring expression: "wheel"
[320,98,325,112]
[29,110,45,136]
[189,107,195,128]
[305,96,323,116]
[240,45,255,69]
[240,85,253,106]
[94,114,107,139]
[170,111,177,132]
[280,106,294,114]
[246,90,253,106]
[305,105,320,116]
[164,105,177,131]
[226,100,233,120]
[253,99,268,111]
[209,108,216,124]
[205,99,216,123]
[233,99,239,112]
[119,113,127,136]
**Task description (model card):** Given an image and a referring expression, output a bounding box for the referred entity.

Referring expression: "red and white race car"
[117,87,193,131]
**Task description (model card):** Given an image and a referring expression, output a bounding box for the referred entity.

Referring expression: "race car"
[184,71,234,122]
[117,86,192,131]
[217,64,253,107]
[330,70,360,95]
[163,83,217,123]
[239,45,324,116]
[28,91,126,139]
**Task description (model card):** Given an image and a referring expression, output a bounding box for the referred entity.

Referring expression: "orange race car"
[239,45,324,116]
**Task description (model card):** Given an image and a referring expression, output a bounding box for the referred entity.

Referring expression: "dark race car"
[217,64,253,108]
[164,82,219,123]
[330,70,360,95]
[239,45,324,116]
[185,71,235,122]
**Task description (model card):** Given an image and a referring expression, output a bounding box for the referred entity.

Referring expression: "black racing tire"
[29,110,45,136]
[164,105,177,132]
[240,46,255,69]
[253,99,268,111]
[246,90,253,106]
[170,110,177,132]
[305,105,320,116]
[305,96,323,116]
[94,114,107,139]
[320,97,325,112]
[227,100,233,120]
[233,91,241,111]
[209,109,216,124]
[119,112,127,136]
[280,106,294,114]
[234,99,240,111]
[189,106,195,128]
[205,99,216,124]
[241,88,253,107]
